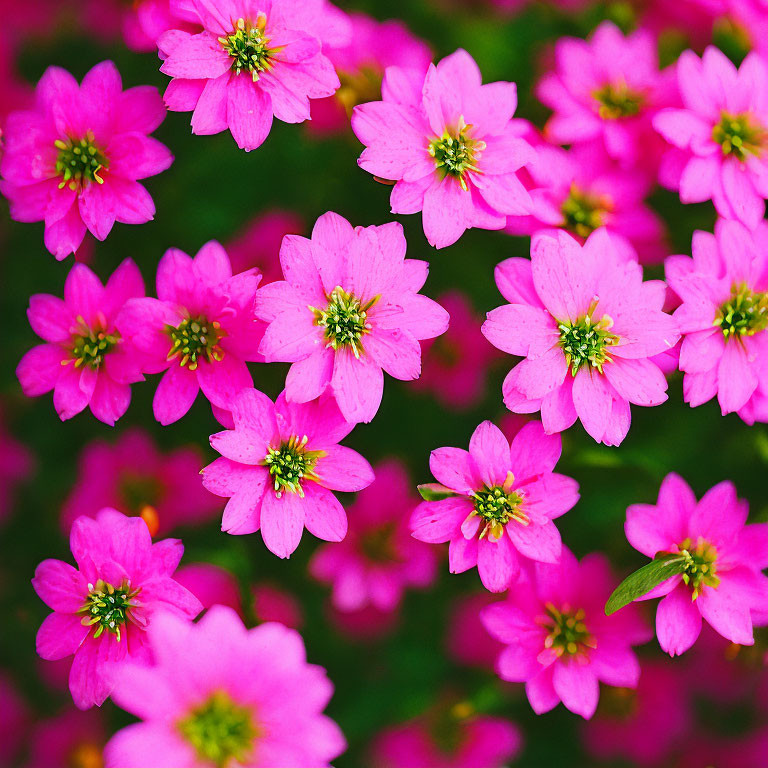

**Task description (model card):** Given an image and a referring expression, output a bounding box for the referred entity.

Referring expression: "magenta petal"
[69,635,113,710]
[152,366,199,425]
[160,32,231,80]
[36,612,89,660]
[17,344,66,397]
[32,559,87,611]
[505,520,561,564]
[656,586,702,656]
[572,371,614,444]
[104,722,197,768]
[429,447,478,494]
[410,498,473,543]
[448,534,479,573]
[477,537,517,593]
[259,489,305,558]
[221,473,268,535]
[525,669,559,714]
[697,570,756,646]
[226,76,273,151]
[302,483,348,543]
[552,659,599,719]
[468,420,510,488]
[330,349,384,424]
[316,445,374,492]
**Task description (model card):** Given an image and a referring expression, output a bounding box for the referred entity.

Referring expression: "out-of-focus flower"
[411,420,578,592]
[666,220,768,423]
[0,39,31,134]
[625,473,768,655]
[252,582,303,628]
[202,388,374,558]
[174,563,243,615]
[310,459,437,612]
[633,0,725,50]
[446,592,506,669]
[310,12,431,134]
[352,49,535,249]
[61,428,221,536]
[17,260,146,426]
[482,549,651,719]
[326,602,400,640]
[104,606,345,768]
[0,671,29,766]
[0,62,172,259]
[0,405,33,526]
[32,508,202,709]
[537,22,676,171]
[158,0,343,151]
[484,229,679,445]
[25,707,105,768]
[254,212,449,423]
[116,241,263,426]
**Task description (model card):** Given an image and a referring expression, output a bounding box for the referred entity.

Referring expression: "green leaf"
[605,554,688,616]
[417,483,460,502]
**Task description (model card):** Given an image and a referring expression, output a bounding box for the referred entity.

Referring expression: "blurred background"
[1,0,766,766]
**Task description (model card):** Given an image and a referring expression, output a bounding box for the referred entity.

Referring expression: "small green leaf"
[605,554,687,616]
[417,483,460,502]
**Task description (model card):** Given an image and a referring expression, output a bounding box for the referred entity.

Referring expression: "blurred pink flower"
[537,22,676,170]
[0,405,33,526]
[413,292,502,410]
[158,0,342,151]
[32,508,202,709]
[202,388,374,558]
[104,606,345,768]
[116,241,263,425]
[252,582,303,628]
[411,420,578,592]
[633,0,725,49]
[310,459,437,612]
[446,592,505,669]
[326,602,400,640]
[25,707,105,768]
[0,39,31,133]
[61,428,221,537]
[173,563,243,616]
[482,549,651,719]
[0,61,172,259]
[666,220,768,422]
[352,49,535,248]
[0,671,29,765]
[484,229,679,445]
[254,212,449,423]
[625,473,768,655]
[654,47,768,228]
[310,12,431,134]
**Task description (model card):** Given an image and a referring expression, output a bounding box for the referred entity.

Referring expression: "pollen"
[558,300,620,376]
[77,579,141,642]
[166,316,226,371]
[263,434,325,498]
[468,472,528,541]
[64,314,119,370]
[311,286,377,358]
[428,117,486,191]
[714,283,768,341]
[219,15,274,82]
[54,131,109,190]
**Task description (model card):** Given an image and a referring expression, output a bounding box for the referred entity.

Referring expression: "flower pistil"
[77,579,141,642]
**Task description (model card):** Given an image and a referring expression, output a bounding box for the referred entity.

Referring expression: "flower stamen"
[428,117,486,192]
[558,300,620,376]
[166,316,226,371]
[468,472,528,541]
[593,82,644,120]
[678,537,719,600]
[540,602,596,658]
[263,434,325,498]
[714,283,768,341]
[561,185,611,239]
[219,15,276,82]
[311,287,378,359]
[712,112,766,162]
[64,314,119,370]
[77,579,141,642]
[54,131,109,190]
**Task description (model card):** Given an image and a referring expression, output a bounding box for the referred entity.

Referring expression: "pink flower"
[252,582,304,628]
[61,428,222,536]
[116,241,263,425]
[537,22,676,170]
[413,292,502,410]
[31,508,202,709]
[202,388,374,558]
[158,0,343,151]
[254,211,449,423]
[0,405,33,526]
[0,671,29,765]
[310,459,437,612]
[445,592,506,670]
[104,605,345,768]
[483,228,680,445]
[16,260,146,426]
[654,47,768,229]
[310,12,431,134]
[625,472,768,655]
[351,49,535,249]
[482,549,651,719]
[507,141,668,264]
[25,707,106,768]
[410,420,579,593]
[0,61,173,259]
[175,563,243,615]
[666,219,768,422]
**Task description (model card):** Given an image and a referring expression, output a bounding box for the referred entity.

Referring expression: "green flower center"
[311,286,377,358]
[469,476,528,541]
[264,435,324,497]
[561,185,610,239]
[166,316,226,371]
[712,112,766,162]
[542,603,596,658]
[714,283,768,340]
[69,315,119,370]
[428,118,486,191]
[178,692,257,768]
[77,579,140,642]
[678,537,719,599]
[55,131,109,190]
[558,305,620,376]
[219,15,274,81]
[593,82,644,120]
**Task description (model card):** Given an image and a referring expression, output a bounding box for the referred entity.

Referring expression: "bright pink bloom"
[61,428,221,536]
[104,606,345,768]
[310,459,437,612]
[158,0,343,151]
[25,708,106,768]
[654,47,768,228]
[413,292,502,410]
[0,405,33,525]
[252,582,303,628]
[175,563,243,615]
[507,141,668,264]
[484,229,680,445]
[0,61,172,259]
[254,212,449,423]
[666,220,768,422]
[0,671,29,765]
[537,22,675,170]
[625,473,768,655]
[446,592,506,670]
[310,12,431,134]
[202,388,374,558]
[411,420,578,593]
[482,549,650,719]
[352,49,535,249]
[31,508,202,709]
[116,241,263,425]
[371,708,521,768]
[17,260,146,426]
